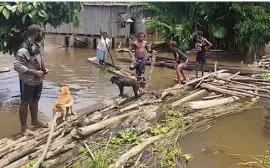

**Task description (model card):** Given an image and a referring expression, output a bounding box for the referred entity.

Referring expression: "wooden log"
[200,83,254,98]
[224,86,270,99]
[168,69,228,91]
[45,143,76,160]
[74,99,117,118]
[109,135,164,168]
[202,94,223,100]
[119,99,161,113]
[186,96,239,109]
[171,89,209,108]
[0,142,37,167]
[33,115,58,168]
[227,84,270,94]
[77,110,139,137]
[232,78,270,83]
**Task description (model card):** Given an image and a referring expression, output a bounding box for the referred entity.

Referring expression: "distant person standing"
[14,24,49,136]
[96,32,110,65]
[195,31,212,78]
[170,41,188,85]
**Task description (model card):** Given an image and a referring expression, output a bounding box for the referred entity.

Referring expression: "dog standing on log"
[53,85,74,121]
[110,76,145,97]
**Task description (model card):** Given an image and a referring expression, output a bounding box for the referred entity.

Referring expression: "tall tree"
[0,2,82,55]
[144,2,270,56]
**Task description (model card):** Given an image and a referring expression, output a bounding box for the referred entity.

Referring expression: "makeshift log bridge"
[116,55,270,75]
[0,70,269,168]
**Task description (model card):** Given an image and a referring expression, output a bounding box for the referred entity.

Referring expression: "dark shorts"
[196,52,206,64]
[130,58,145,76]
[20,80,43,101]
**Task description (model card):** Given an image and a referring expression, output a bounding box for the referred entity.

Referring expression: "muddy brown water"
[0,35,268,167]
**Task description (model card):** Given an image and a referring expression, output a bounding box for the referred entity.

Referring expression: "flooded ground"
[0,35,268,167]
[181,106,269,168]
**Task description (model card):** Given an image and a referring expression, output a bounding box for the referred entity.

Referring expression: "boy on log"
[14,24,49,136]
[195,30,212,78]
[170,41,189,85]
[129,32,156,81]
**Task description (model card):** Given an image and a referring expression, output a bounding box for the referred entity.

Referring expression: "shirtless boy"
[129,32,156,80]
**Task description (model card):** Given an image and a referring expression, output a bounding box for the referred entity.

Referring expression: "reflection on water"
[180,107,269,168]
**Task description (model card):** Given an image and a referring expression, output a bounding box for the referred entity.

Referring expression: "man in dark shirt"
[14,24,49,136]
[170,41,188,85]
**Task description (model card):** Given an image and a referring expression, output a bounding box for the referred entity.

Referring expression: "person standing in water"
[14,24,49,136]
[96,32,110,65]
[170,41,188,85]
[195,30,212,78]
[129,32,156,80]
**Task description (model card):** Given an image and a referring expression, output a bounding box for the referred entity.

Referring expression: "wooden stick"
[145,52,157,91]
[214,61,217,72]
[195,79,204,89]
[227,71,240,80]
[33,115,58,168]
[84,143,96,161]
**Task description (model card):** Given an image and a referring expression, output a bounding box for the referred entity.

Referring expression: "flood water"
[181,107,269,168]
[0,35,268,167]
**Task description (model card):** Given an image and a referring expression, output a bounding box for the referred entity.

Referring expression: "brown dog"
[53,85,74,121]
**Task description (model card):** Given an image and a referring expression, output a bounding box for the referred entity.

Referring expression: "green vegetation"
[263,73,270,79]
[161,148,192,167]
[111,128,138,146]
[0,2,82,55]
[143,2,270,55]
[20,161,35,168]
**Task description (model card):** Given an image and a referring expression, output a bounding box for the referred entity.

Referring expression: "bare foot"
[31,121,49,128]
[21,128,35,137]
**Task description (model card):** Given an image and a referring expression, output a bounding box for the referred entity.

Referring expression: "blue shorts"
[196,52,206,64]
[96,49,105,61]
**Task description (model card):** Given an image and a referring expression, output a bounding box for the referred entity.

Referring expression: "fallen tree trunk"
[186,96,239,109]
[200,83,254,98]
[109,135,164,168]
[77,110,139,137]
[171,89,209,108]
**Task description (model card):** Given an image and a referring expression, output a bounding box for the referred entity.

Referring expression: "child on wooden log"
[170,41,188,85]
[195,30,212,78]
[129,32,157,81]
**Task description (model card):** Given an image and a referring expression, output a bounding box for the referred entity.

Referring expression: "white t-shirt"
[97,37,110,51]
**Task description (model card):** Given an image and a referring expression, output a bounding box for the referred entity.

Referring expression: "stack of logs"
[249,54,270,69]
[0,69,270,168]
